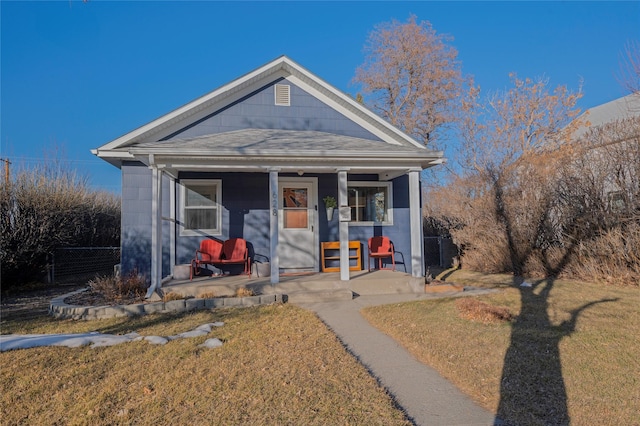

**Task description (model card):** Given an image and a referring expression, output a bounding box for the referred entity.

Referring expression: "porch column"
[337,169,350,281]
[169,176,176,276]
[408,168,424,277]
[146,165,163,298]
[269,169,280,284]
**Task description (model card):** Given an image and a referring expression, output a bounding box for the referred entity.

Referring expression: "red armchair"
[367,236,395,272]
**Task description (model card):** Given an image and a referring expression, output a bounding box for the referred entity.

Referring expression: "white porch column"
[337,169,350,281]
[408,169,424,277]
[146,165,163,298]
[169,175,176,276]
[269,169,280,284]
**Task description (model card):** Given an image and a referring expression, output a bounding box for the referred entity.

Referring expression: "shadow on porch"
[162,270,425,303]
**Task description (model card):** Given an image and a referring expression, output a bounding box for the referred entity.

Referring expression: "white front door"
[278,178,318,271]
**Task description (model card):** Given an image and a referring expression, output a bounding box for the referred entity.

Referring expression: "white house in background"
[576,93,640,211]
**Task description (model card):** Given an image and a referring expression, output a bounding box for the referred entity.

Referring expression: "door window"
[282,187,308,229]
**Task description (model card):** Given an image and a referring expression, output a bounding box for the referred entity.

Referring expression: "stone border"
[49,288,286,321]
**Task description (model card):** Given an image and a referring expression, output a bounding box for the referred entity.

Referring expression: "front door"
[278,178,318,271]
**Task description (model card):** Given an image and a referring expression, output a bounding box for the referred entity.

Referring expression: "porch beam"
[269,169,280,284]
[146,165,163,298]
[408,169,424,278]
[337,169,350,281]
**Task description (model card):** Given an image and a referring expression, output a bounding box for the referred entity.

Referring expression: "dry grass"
[1,305,409,425]
[234,287,254,298]
[362,269,640,426]
[198,291,217,299]
[161,292,186,302]
[455,298,514,324]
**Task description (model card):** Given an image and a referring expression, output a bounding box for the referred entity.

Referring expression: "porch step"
[348,275,425,295]
[286,288,354,304]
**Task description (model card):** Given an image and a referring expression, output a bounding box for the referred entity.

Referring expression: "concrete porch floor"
[162,270,425,303]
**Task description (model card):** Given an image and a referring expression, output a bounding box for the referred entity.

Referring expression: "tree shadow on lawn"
[489,174,620,425]
[495,276,618,425]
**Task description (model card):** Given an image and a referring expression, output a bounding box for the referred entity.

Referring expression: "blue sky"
[2,1,639,192]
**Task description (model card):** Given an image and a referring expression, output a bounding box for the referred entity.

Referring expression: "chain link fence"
[50,247,120,285]
[424,237,458,268]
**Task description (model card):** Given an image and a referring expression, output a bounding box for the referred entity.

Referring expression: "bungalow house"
[93,56,444,297]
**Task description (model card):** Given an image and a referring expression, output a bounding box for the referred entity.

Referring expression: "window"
[282,187,309,229]
[348,182,393,225]
[180,179,222,236]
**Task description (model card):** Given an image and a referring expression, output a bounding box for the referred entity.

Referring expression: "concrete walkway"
[298,291,498,426]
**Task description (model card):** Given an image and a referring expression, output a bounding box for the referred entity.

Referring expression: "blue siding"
[120,162,151,279]
[342,174,413,273]
[164,79,383,142]
[120,162,171,280]
[176,172,271,273]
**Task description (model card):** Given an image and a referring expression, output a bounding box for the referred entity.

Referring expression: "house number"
[272,193,278,216]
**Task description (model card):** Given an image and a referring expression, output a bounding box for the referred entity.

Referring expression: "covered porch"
[132,129,441,299]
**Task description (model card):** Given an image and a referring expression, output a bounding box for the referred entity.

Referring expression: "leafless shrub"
[562,224,640,286]
[0,159,120,286]
[88,270,147,304]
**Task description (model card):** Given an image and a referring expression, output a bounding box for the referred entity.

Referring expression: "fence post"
[48,252,55,285]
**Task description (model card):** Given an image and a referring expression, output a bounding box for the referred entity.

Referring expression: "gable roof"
[93,55,443,172]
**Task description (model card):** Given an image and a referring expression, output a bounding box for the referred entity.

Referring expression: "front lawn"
[1,304,409,425]
[361,270,639,425]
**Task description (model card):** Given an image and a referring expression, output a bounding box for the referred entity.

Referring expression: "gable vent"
[275,84,290,106]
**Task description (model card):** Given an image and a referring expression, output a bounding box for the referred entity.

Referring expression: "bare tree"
[428,72,640,284]
[353,15,463,148]
[459,74,583,174]
[454,74,584,275]
[618,39,640,96]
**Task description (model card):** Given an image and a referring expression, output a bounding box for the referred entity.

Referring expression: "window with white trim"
[179,179,222,236]
[348,181,393,225]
